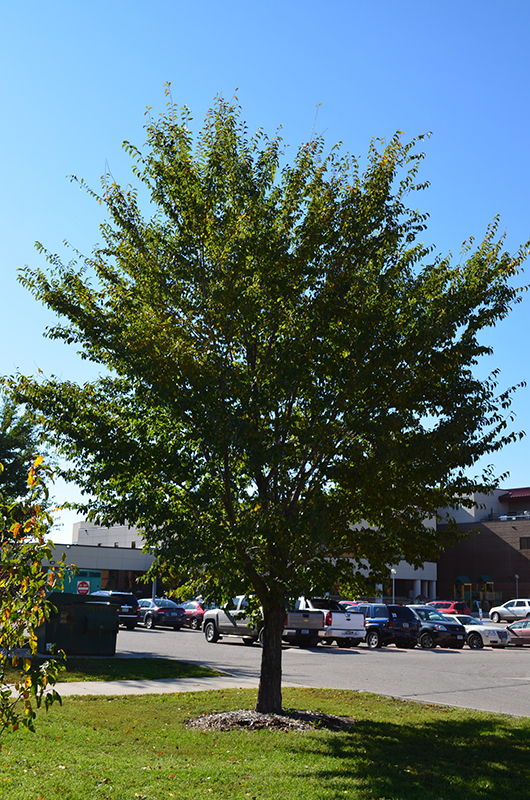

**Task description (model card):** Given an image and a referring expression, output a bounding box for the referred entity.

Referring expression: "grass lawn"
[0,687,528,800]
[4,656,224,683]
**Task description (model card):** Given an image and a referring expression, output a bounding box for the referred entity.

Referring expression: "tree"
[0,457,65,735]
[11,91,528,713]
[0,395,49,501]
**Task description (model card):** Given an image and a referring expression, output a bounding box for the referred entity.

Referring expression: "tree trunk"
[255,600,285,714]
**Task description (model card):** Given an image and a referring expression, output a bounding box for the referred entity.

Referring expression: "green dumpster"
[36,592,118,656]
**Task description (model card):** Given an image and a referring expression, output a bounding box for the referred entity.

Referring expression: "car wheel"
[420,632,436,649]
[526,613,530,619]
[126,622,136,630]
[204,621,219,643]
[467,632,483,649]
[242,636,257,646]
[257,627,265,646]
[173,625,183,631]
[350,639,362,647]
[320,638,333,646]
[336,638,352,648]
[190,617,200,630]
[145,615,155,630]
[491,612,501,623]
[454,641,465,649]
[366,630,382,649]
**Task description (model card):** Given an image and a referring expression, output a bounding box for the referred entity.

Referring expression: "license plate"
[403,622,409,628]
[301,629,309,635]
[457,634,463,639]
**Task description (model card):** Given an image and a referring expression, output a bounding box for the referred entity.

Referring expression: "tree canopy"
[0,457,65,734]
[11,92,528,712]
[0,395,49,501]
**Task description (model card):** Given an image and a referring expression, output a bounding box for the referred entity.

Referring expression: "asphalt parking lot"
[115,624,530,717]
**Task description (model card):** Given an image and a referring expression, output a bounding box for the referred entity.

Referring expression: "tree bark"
[255,600,285,714]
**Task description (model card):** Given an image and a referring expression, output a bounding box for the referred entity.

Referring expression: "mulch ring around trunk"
[186,708,356,731]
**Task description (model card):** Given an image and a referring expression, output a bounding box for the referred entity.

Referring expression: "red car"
[506,620,530,646]
[338,600,358,611]
[426,600,472,616]
[177,599,207,629]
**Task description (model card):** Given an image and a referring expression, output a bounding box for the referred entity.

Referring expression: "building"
[67,520,438,600]
[60,484,530,605]
[72,521,144,549]
[49,523,156,595]
[387,559,437,601]
[436,487,530,604]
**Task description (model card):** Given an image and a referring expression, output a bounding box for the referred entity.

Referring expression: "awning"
[499,488,530,503]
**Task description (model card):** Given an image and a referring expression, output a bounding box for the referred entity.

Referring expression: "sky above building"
[1,1,529,542]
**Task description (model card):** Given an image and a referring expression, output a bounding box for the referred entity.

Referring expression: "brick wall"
[437,520,530,600]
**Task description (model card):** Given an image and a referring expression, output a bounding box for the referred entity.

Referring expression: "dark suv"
[353,603,420,648]
[409,605,466,649]
[90,591,139,629]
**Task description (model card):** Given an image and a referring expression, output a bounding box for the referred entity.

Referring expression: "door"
[217,596,253,635]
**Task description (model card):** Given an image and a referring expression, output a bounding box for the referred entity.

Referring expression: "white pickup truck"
[294,597,366,647]
[202,595,324,648]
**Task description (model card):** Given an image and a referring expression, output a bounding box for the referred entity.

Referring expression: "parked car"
[506,620,530,646]
[90,590,139,629]
[351,603,420,648]
[426,600,472,616]
[202,595,325,648]
[443,614,509,649]
[294,598,365,647]
[177,599,207,629]
[137,598,187,630]
[489,599,530,623]
[338,600,358,611]
[409,606,466,649]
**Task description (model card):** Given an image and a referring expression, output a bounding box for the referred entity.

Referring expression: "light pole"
[515,574,519,599]
[391,569,397,605]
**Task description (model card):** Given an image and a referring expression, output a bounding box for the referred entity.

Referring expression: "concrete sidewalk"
[52,675,302,696]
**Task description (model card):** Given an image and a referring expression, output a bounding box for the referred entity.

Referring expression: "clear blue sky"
[1,1,529,542]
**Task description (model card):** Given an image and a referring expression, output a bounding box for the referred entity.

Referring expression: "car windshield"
[454,615,481,625]
[155,599,178,608]
[414,608,447,621]
[309,599,342,611]
[100,594,137,606]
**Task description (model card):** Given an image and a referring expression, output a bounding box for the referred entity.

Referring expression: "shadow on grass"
[5,656,222,682]
[292,712,530,799]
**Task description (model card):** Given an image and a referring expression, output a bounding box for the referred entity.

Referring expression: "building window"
[131,542,136,549]
[520,537,530,550]
[114,542,119,548]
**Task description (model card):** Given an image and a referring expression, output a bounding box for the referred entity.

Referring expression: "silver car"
[444,614,509,648]
[489,599,530,623]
